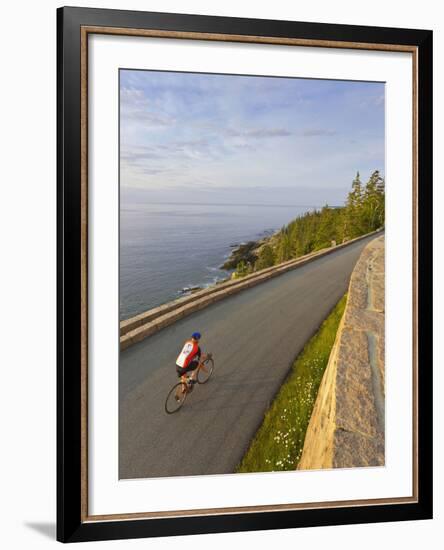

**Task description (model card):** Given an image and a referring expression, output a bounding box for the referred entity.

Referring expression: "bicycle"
[164,353,214,414]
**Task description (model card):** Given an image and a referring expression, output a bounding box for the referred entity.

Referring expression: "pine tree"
[349,171,363,206]
[345,171,365,237]
[363,170,385,231]
[276,230,292,263]
[314,205,335,249]
[251,169,384,270]
[255,244,275,270]
[373,170,385,229]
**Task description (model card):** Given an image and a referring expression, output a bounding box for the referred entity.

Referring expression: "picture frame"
[57,6,433,543]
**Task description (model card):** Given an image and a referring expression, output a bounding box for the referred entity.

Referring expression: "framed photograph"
[57,6,433,543]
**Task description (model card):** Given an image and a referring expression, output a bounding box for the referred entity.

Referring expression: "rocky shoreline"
[221,241,261,270]
[221,229,277,271]
[176,229,278,297]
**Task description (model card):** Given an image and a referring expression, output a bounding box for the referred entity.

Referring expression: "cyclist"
[175,332,206,389]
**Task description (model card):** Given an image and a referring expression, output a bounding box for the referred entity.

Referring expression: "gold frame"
[80,26,418,523]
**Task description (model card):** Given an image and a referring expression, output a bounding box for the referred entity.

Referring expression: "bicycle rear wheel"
[197,355,214,384]
[165,382,187,414]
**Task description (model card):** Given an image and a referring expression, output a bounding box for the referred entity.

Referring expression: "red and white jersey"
[176,340,199,368]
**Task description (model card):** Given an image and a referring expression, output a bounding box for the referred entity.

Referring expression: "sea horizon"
[119,201,318,321]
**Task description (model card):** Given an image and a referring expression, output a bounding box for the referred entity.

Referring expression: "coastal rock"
[179,285,202,295]
[221,241,261,270]
[221,230,280,271]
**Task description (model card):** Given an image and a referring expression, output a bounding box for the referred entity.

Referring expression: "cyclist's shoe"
[187,378,197,386]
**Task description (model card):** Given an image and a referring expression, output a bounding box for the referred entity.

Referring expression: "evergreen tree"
[314,205,336,249]
[255,244,275,270]
[365,170,385,230]
[276,230,292,263]
[349,171,363,206]
[345,171,365,237]
[238,169,384,274]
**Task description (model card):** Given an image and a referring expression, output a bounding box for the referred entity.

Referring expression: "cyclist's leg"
[175,367,188,397]
[188,360,200,382]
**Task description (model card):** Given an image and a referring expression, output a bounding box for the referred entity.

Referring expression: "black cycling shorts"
[176,360,199,377]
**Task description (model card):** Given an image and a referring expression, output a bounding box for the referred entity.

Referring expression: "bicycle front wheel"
[197,356,214,384]
[165,382,187,414]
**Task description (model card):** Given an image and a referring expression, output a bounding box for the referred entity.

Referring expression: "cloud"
[122,110,174,126]
[375,94,385,106]
[227,128,292,139]
[120,87,146,104]
[119,71,385,197]
[120,147,162,162]
[136,167,169,175]
[120,86,176,127]
[359,92,385,109]
[302,129,337,137]
[121,141,207,165]
[120,137,225,180]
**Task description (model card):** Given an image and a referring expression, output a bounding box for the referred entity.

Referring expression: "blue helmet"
[192,332,201,340]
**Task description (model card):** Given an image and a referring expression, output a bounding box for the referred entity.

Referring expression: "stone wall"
[298,235,385,470]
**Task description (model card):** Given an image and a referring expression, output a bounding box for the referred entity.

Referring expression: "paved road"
[119,234,380,479]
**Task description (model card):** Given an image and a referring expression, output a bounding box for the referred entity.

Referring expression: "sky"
[120,69,385,207]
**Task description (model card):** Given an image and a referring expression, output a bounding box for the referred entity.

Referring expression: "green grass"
[236,294,347,473]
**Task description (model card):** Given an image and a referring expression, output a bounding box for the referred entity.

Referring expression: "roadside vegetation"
[236,294,347,473]
[234,170,385,278]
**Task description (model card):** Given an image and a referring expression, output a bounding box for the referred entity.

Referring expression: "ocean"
[120,202,312,321]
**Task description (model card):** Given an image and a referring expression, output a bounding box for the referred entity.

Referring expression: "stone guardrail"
[120,229,383,351]
[297,235,385,469]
